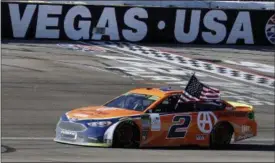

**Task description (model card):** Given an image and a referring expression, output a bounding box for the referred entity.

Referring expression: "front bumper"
[54,117,114,147]
[54,138,111,147]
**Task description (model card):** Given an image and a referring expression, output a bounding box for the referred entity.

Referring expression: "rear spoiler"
[225,101,253,111]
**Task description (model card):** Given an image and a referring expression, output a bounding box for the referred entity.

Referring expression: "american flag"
[179,74,221,102]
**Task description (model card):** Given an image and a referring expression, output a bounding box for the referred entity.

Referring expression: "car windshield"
[104,93,159,111]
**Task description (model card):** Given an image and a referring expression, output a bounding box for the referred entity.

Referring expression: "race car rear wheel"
[112,121,140,148]
[210,122,234,149]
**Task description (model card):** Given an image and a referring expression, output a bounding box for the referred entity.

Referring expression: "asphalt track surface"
[2,40,275,162]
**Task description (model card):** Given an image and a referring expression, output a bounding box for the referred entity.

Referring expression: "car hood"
[66,106,143,120]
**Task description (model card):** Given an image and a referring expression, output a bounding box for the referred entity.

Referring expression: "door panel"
[166,114,191,139]
[139,112,215,147]
[139,113,195,147]
[139,94,220,147]
[139,113,172,147]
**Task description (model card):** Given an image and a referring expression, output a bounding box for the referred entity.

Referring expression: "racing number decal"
[167,115,191,138]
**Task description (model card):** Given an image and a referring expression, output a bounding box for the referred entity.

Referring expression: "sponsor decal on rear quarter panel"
[197,112,217,134]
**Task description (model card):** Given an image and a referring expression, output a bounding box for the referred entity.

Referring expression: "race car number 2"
[167,115,191,138]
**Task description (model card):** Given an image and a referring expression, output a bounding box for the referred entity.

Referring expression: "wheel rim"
[212,125,232,145]
[117,125,134,147]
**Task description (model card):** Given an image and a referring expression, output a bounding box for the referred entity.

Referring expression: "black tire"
[112,121,140,148]
[210,122,234,149]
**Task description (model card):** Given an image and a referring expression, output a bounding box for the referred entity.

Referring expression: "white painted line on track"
[56,60,114,73]
[238,138,274,142]
[2,137,53,140]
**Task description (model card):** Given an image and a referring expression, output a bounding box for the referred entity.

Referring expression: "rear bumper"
[234,120,257,142]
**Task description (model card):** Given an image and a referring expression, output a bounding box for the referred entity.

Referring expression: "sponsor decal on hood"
[66,106,142,120]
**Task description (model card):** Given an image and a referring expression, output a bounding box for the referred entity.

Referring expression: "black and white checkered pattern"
[93,41,275,89]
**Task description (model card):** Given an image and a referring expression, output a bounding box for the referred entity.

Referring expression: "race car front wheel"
[210,122,233,149]
[112,121,140,148]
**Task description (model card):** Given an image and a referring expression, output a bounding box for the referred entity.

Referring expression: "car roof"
[128,87,183,98]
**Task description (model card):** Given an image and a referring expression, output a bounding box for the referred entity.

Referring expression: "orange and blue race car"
[54,87,257,148]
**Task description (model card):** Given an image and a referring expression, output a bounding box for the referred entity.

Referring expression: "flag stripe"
[179,92,199,102]
[178,74,221,103]
[203,87,220,93]
[201,92,220,96]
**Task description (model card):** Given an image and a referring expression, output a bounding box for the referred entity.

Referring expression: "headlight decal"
[87,121,113,127]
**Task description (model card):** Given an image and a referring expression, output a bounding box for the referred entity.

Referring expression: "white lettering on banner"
[197,112,217,134]
[9,4,36,38]
[92,7,120,40]
[174,10,201,43]
[227,12,254,44]
[8,4,150,42]
[202,10,227,44]
[64,6,91,40]
[35,5,62,39]
[8,4,257,45]
[174,10,254,44]
[223,60,274,73]
[123,7,148,42]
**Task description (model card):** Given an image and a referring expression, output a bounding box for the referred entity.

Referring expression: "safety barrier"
[2,1,275,45]
[2,0,275,9]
